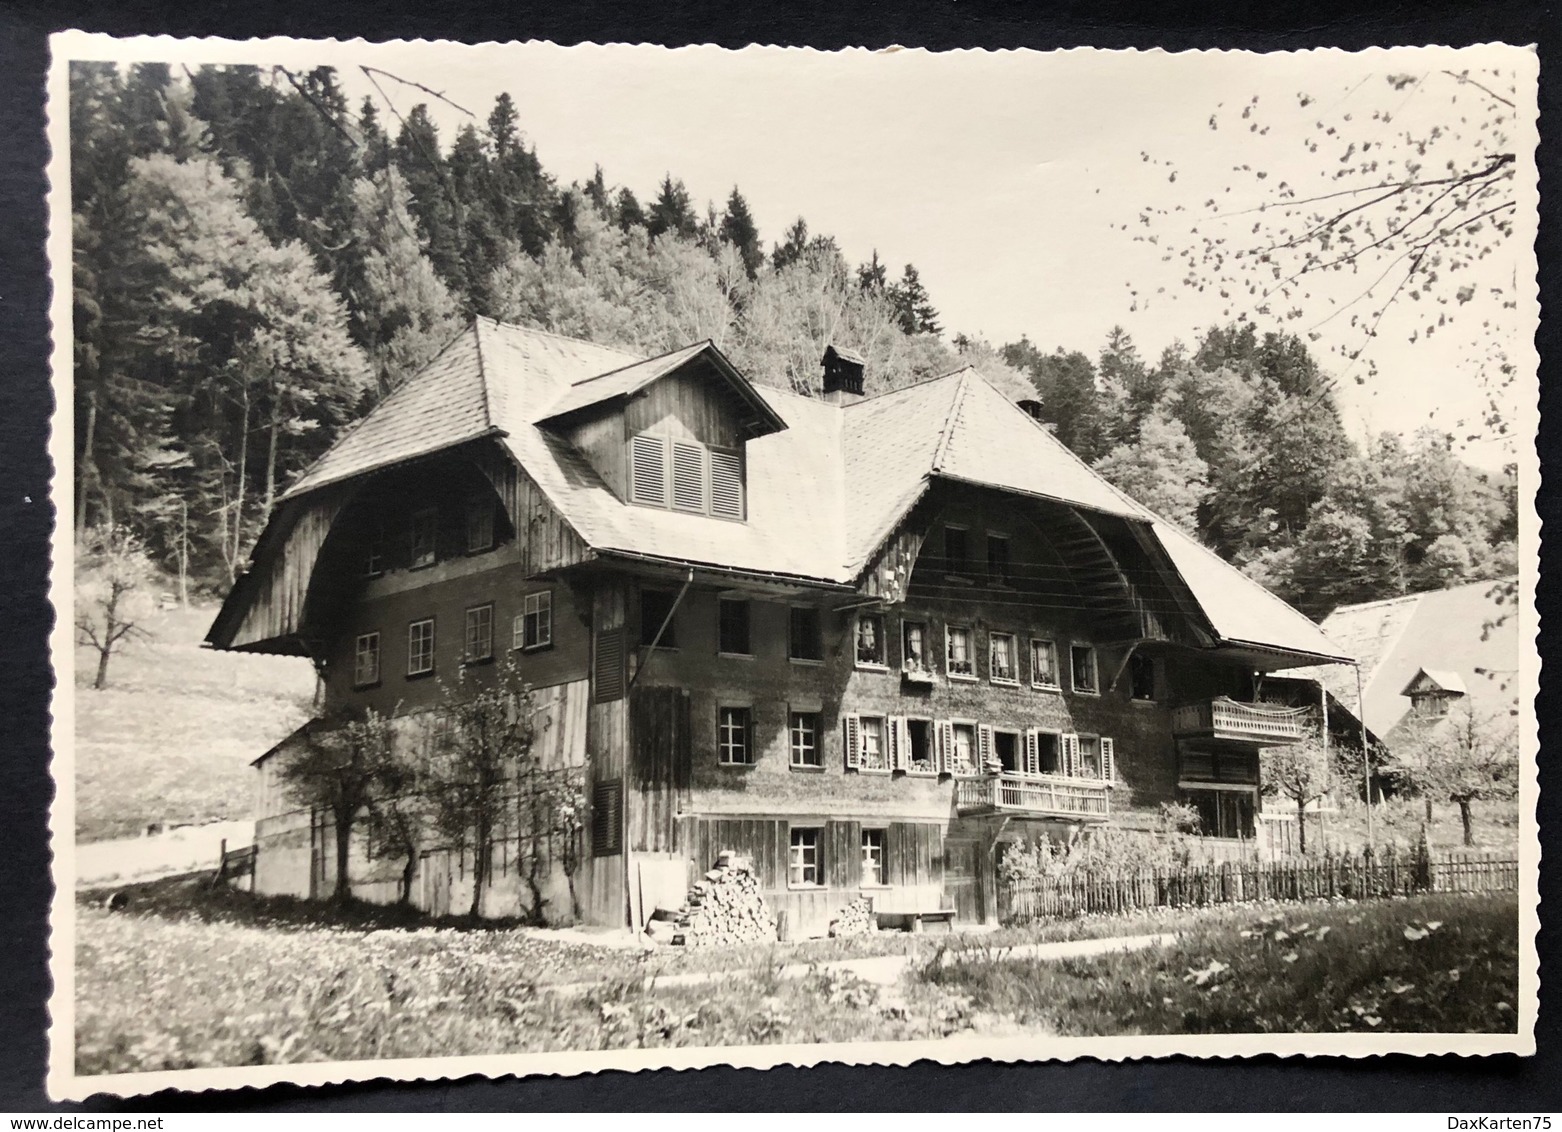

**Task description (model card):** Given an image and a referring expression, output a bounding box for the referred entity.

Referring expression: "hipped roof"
[276,319,1347,664]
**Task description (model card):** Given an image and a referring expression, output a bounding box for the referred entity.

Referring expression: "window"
[1071,644,1099,694]
[855,613,886,667]
[718,599,751,656]
[1413,693,1453,718]
[1031,639,1060,689]
[353,632,380,687]
[789,606,822,662]
[718,706,753,765]
[789,711,821,768]
[465,497,494,553]
[994,730,1020,774]
[989,632,1018,684]
[987,533,1011,585]
[641,590,678,648]
[902,621,929,672]
[628,433,746,520]
[591,779,622,857]
[944,525,969,576]
[1079,735,1103,779]
[1036,731,1062,775]
[947,625,975,679]
[906,719,935,775]
[862,829,885,887]
[514,591,552,651]
[364,525,385,578]
[410,508,437,569]
[464,604,494,663]
[950,723,977,774]
[788,827,821,887]
[407,618,435,676]
[1130,653,1157,701]
[858,715,888,772]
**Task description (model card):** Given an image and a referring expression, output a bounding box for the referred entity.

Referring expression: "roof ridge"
[928,369,970,473]
[842,368,967,408]
[473,318,497,432]
[1359,591,1423,698]
[480,315,643,359]
[567,339,700,390]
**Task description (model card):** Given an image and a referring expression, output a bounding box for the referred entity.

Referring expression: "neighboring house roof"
[1294,578,1520,746]
[1402,667,1469,697]
[264,318,1347,664]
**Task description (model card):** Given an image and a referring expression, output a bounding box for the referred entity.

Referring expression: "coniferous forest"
[69,62,1517,620]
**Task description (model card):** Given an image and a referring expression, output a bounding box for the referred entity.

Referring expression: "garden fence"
[998,847,1518,923]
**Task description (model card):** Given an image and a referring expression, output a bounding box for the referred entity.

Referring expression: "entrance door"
[943,839,983,924]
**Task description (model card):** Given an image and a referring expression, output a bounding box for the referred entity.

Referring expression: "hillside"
[71,601,316,843]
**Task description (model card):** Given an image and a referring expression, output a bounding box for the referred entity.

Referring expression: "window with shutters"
[592,779,622,857]
[407,618,435,677]
[718,706,753,765]
[855,613,886,668]
[950,722,977,774]
[1071,644,1099,694]
[629,434,668,507]
[788,606,823,662]
[1036,730,1062,775]
[788,827,821,887]
[905,718,935,776]
[464,604,494,664]
[1078,734,1103,779]
[513,590,552,651]
[861,829,885,887]
[1031,638,1060,689]
[353,632,380,687]
[993,729,1020,774]
[718,599,751,656]
[640,589,678,648]
[409,508,438,569]
[857,715,888,773]
[989,632,1018,685]
[946,625,975,679]
[789,711,821,768]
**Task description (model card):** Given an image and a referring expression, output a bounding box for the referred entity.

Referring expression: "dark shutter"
[592,779,622,857]
[594,627,625,702]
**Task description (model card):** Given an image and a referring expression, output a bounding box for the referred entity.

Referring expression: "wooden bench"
[874,908,957,934]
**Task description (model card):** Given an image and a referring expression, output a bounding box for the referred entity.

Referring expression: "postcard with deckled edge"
[45,32,1541,1100]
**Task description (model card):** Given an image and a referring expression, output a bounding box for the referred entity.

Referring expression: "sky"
[64,37,1540,470]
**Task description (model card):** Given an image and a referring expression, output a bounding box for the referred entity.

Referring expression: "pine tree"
[392,104,465,299]
[718,186,763,279]
[771,217,809,272]
[888,263,941,336]
[646,174,697,240]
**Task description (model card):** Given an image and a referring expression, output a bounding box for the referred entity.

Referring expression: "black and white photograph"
[45,33,1540,1098]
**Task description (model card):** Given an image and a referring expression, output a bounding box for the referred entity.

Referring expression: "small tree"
[1262,731,1331,854]
[362,723,427,906]
[75,523,155,690]
[1410,701,1519,847]
[277,706,396,903]
[425,658,537,919]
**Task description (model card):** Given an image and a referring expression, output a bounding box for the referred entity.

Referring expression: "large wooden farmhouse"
[209,318,1353,934]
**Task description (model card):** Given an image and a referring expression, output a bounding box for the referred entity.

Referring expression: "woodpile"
[645,851,778,947]
[828,897,878,938]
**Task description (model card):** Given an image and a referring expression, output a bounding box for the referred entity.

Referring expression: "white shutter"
[978,724,993,771]
[1062,732,1081,777]
[844,714,861,770]
[937,720,954,775]
[630,434,668,506]
[1101,737,1116,784]
[710,448,745,520]
[671,441,706,512]
[1024,728,1040,777]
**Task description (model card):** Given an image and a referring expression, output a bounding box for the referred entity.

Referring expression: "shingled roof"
[268,318,1346,664]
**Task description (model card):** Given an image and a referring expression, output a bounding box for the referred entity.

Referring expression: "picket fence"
[998,848,1518,923]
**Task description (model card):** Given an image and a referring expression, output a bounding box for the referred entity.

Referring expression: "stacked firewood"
[645,851,778,947]
[828,897,878,938]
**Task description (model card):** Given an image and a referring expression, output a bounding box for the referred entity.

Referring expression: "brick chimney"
[820,344,866,405]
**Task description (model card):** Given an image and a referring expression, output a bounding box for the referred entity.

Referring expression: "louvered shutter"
[889,717,907,771]
[594,627,625,702]
[978,724,993,771]
[671,441,706,512]
[937,720,954,775]
[843,714,861,770]
[1024,728,1040,777]
[1100,737,1116,784]
[630,434,668,506]
[1062,732,1081,777]
[709,448,744,520]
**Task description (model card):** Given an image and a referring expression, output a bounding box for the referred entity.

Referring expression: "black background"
[1,0,1556,1112]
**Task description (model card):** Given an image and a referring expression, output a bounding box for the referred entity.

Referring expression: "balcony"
[955,773,1111,821]
[1171,696,1308,746]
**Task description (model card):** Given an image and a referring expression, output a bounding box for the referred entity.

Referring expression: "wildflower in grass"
[1184,959,1228,986]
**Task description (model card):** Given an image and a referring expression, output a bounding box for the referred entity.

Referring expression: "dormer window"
[628,434,745,520]
[1412,692,1453,718]
[410,508,438,569]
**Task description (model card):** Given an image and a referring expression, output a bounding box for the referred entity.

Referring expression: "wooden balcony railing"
[1170,697,1308,745]
[955,773,1111,820]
